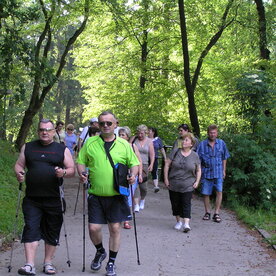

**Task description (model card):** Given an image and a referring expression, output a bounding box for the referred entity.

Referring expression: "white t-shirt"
[79,126,89,142]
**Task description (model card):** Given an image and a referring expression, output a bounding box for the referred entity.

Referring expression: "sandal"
[202,212,211,220]
[18,264,36,275]
[213,214,222,223]
[123,221,131,229]
[43,263,56,275]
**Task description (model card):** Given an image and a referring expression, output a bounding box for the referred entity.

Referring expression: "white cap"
[90,117,98,123]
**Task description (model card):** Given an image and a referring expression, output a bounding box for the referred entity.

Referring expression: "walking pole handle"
[81,172,88,189]
[18,171,25,191]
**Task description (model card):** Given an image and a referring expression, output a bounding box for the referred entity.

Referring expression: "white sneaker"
[139,200,145,210]
[174,221,183,230]
[134,204,140,213]
[183,224,191,233]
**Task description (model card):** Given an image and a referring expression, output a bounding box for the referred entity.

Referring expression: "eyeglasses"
[67,128,74,131]
[39,128,54,132]
[99,121,113,127]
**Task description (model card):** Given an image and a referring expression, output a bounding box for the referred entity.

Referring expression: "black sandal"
[213,214,221,223]
[202,212,211,220]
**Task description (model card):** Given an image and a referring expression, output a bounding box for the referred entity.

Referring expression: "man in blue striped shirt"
[197,124,230,223]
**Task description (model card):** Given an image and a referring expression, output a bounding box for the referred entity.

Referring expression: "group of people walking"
[13,111,230,276]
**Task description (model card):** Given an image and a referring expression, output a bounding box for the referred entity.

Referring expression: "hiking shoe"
[134,204,140,212]
[139,200,145,210]
[18,264,36,275]
[183,224,191,233]
[154,186,160,193]
[174,221,183,230]
[105,262,116,276]
[91,250,107,271]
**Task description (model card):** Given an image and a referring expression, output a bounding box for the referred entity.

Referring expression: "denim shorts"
[201,178,224,195]
[88,194,131,224]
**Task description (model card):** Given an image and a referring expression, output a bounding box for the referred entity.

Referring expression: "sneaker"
[91,250,107,271]
[134,204,140,212]
[105,262,116,276]
[154,186,160,193]
[183,224,191,233]
[18,264,36,275]
[139,200,145,210]
[174,221,183,230]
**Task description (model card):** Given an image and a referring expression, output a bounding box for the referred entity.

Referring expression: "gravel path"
[0,176,275,276]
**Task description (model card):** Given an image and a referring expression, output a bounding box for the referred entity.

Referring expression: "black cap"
[178,124,190,131]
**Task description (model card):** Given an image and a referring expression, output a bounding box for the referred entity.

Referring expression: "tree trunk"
[15,107,40,149]
[178,0,234,137]
[139,30,148,90]
[178,0,200,137]
[254,0,270,61]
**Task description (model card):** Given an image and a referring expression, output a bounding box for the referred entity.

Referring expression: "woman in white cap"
[78,117,99,149]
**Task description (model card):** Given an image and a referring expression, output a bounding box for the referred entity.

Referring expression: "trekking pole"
[130,182,141,265]
[73,181,81,215]
[55,167,71,267]
[59,186,71,267]
[8,172,24,273]
[81,172,88,272]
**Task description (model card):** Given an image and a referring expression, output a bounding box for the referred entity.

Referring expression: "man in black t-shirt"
[14,119,75,275]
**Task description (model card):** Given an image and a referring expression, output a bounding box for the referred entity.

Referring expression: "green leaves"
[223,132,276,210]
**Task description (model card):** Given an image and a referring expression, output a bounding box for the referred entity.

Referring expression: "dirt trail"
[0,176,275,276]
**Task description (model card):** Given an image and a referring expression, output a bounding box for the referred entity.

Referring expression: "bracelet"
[63,170,67,177]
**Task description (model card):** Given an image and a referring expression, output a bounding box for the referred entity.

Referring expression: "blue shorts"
[88,194,131,224]
[201,178,223,195]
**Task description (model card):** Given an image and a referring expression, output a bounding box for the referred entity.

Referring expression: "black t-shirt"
[104,140,114,152]
[25,140,65,197]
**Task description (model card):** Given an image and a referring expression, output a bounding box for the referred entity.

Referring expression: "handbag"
[105,147,130,196]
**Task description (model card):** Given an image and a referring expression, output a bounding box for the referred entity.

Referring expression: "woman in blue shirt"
[148,127,166,193]
[65,124,77,156]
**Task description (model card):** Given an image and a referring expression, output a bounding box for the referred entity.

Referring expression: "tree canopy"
[0,0,274,145]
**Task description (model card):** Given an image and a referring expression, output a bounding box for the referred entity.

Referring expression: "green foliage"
[0,140,23,239]
[223,126,276,210]
[232,70,275,131]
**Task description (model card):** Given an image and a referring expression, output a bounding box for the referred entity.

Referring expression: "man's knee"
[108,223,121,236]
[89,223,102,234]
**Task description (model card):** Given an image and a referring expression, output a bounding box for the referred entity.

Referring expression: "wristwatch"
[63,169,67,177]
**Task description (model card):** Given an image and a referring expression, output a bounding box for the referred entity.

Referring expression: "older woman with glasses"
[65,124,77,156]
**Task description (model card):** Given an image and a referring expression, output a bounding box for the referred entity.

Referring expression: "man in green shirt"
[77,111,139,276]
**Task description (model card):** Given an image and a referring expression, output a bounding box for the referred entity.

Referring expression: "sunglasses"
[99,121,113,127]
[67,128,74,131]
[39,128,54,132]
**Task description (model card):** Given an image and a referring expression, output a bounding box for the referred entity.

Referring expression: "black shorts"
[88,194,131,224]
[21,197,63,246]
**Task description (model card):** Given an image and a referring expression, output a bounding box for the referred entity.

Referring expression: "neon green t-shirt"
[77,135,139,196]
